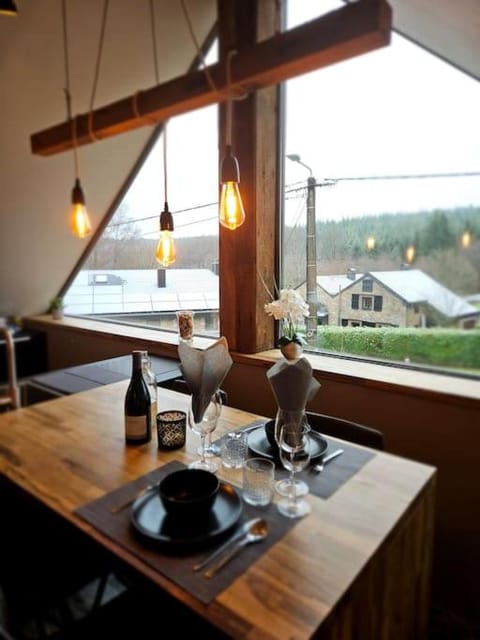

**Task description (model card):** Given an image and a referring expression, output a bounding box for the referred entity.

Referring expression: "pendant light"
[404,244,416,265]
[62,0,92,239]
[0,0,17,16]
[155,122,176,266]
[219,50,245,231]
[460,228,473,249]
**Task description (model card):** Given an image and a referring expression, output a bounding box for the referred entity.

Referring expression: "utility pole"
[286,154,318,344]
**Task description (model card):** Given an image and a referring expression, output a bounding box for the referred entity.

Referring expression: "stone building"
[304,268,479,329]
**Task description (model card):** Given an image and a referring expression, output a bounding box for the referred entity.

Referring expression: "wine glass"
[188,392,221,472]
[274,409,310,498]
[277,421,311,518]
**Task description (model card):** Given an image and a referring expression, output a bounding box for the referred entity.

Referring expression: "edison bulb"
[70,203,92,239]
[405,244,416,265]
[219,181,245,230]
[155,230,176,267]
[461,230,472,249]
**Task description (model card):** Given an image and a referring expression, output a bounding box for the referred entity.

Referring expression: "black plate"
[130,482,242,546]
[247,426,328,461]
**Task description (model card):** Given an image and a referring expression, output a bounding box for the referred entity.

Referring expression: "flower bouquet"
[264,288,309,355]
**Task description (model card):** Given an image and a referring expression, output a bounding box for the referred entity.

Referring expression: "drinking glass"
[277,422,311,518]
[188,392,221,472]
[274,409,309,498]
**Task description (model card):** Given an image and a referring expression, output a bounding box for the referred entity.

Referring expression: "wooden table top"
[0,382,436,639]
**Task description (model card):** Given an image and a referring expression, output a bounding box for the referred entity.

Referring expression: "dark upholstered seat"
[306,411,384,450]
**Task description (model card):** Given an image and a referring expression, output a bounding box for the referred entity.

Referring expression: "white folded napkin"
[266,356,320,412]
[178,337,233,422]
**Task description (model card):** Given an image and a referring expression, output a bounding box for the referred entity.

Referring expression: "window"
[64,45,220,339]
[362,297,372,311]
[283,0,480,378]
[62,4,480,380]
[363,278,373,293]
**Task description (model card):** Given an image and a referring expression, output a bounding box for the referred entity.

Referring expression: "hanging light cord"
[163,120,168,204]
[62,0,79,180]
[225,50,235,146]
[180,0,217,94]
[149,0,159,85]
[62,0,109,174]
[89,0,109,114]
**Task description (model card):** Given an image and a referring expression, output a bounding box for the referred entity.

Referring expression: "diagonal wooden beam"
[30,0,391,156]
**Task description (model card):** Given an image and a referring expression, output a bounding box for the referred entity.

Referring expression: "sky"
[120,0,480,238]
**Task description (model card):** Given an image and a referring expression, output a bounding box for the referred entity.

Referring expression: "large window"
[64,47,220,339]
[283,0,480,377]
[63,3,480,379]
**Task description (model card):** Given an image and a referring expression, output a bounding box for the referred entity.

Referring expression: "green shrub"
[317,326,480,370]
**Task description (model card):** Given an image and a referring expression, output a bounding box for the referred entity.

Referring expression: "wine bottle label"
[125,415,149,440]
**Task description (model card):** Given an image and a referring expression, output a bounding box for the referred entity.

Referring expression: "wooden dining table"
[0,381,436,639]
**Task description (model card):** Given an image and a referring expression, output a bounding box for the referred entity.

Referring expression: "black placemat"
[214,420,375,499]
[75,460,296,605]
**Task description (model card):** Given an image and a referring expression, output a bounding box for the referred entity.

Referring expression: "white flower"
[264,288,309,339]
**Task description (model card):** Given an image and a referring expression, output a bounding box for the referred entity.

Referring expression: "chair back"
[0,326,20,410]
[306,411,384,450]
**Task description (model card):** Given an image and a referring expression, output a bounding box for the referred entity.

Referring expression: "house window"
[362,278,373,293]
[362,296,373,311]
[374,296,383,312]
[351,294,359,310]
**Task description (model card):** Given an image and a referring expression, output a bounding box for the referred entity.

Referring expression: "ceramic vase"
[280,340,303,361]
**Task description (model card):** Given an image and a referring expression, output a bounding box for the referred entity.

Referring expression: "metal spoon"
[204,518,268,579]
[310,448,344,473]
[193,517,263,572]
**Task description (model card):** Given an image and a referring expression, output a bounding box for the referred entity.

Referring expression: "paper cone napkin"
[266,357,320,412]
[178,336,233,422]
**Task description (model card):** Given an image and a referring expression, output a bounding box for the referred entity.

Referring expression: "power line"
[285,170,480,194]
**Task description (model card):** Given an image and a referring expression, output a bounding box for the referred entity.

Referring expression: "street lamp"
[286,154,318,344]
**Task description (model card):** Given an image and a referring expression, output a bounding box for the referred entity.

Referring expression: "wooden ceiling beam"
[30,0,392,157]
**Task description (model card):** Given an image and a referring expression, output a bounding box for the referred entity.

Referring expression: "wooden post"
[218,0,279,353]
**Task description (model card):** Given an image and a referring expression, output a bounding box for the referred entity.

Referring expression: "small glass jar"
[176,310,194,343]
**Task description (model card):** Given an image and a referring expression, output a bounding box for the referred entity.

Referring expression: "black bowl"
[158,469,219,520]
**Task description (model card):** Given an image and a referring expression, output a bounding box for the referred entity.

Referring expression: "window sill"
[23,314,480,408]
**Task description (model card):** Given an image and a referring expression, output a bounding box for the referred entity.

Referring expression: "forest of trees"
[84,205,480,297]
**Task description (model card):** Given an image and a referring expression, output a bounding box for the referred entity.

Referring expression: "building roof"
[64,269,219,316]
[317,269,479,320]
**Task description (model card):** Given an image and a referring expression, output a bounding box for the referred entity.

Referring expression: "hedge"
[314,326,480,369]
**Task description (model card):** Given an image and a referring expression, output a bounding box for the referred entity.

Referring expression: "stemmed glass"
[277,421,311,518]
[274,409,310,498]
[188,391,221,472]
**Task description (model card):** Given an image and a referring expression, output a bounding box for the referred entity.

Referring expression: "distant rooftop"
[317,269,478,320]
[64,269,219,316]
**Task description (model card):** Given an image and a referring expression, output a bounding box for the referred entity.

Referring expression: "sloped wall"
[0,0,215,317]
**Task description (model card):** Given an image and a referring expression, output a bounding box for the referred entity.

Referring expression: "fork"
[310,448,344,473]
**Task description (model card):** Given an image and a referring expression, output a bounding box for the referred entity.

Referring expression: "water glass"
[242,457,275,506]
[221,431,248,469]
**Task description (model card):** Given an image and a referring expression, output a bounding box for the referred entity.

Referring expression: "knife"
[193,517,262,572]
